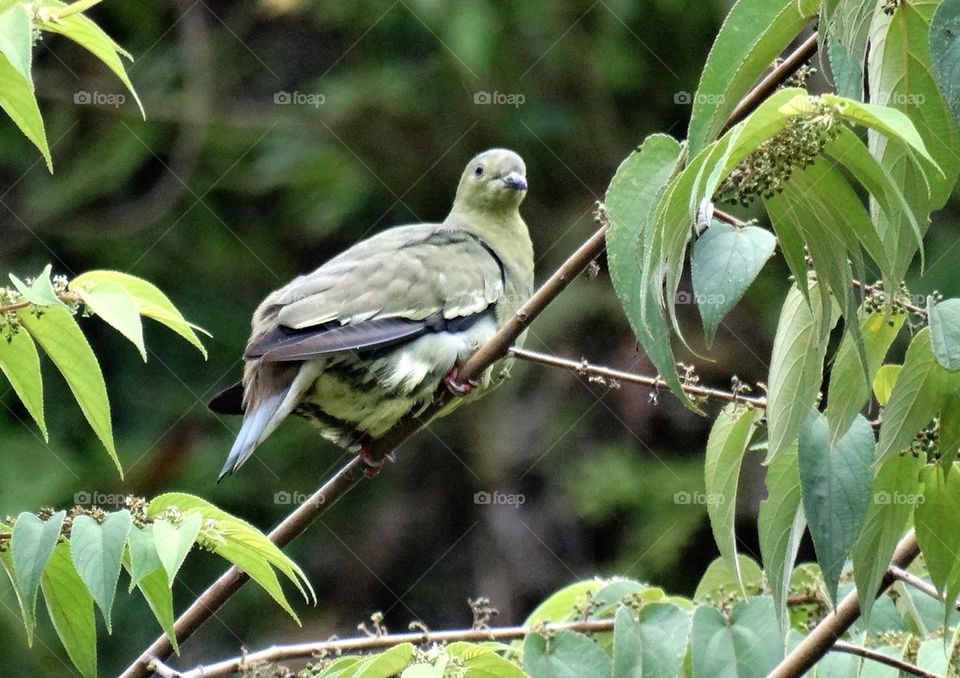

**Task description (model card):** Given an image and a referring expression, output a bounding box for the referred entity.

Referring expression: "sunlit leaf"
[152,512,201,587]
[0,326,46,438]
[72,280,146,361]
[0,53,51,171]
[41,543,96,678]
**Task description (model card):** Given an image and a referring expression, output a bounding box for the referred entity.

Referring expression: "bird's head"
[453,148,527,214]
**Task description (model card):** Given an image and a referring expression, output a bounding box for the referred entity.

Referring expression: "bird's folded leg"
[357,434,395,478]
[443,365,479,396]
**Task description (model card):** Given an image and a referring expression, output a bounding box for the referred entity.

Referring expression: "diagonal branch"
[831,640,940,678]
[120,31,821,678]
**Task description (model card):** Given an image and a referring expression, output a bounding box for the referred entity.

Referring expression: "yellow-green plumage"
[212,149,533,478]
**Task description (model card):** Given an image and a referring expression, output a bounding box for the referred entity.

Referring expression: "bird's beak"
[502,172,528,191]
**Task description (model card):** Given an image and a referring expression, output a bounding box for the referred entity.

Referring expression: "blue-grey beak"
[502,172,527,191]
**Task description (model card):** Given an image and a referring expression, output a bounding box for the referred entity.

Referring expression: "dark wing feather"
[209,382,245,414]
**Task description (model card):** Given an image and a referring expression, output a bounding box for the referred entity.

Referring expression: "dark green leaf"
[822,0,876,99]
[69,510,132,631]
[41,542,96,678]
[915,462,960,625]
[690,597,783,678]
[125,524,161,590]
[928,297,960,370]
[10,510,65,644]
[523,630,612,678]
[930,0,960,126]
[939,394,960,467]
[691,221,776,345]
[612,603,690,678]
[798,410,875,604]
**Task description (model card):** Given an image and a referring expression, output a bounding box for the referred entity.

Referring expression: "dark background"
[1,0,958,674]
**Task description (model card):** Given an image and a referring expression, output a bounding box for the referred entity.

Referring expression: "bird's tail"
[218,385,291,480]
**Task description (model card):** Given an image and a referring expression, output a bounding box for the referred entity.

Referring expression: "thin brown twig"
[509,347,767,408]
[120,32,824,678]
[831,640,940,678]
[148,619,616,678]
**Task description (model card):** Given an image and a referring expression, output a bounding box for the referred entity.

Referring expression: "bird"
[210,148,534,480]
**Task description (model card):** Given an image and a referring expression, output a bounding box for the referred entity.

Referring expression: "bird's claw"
[444,366,478,396]
[360,444,395,478]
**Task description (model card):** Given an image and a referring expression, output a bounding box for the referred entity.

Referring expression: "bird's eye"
[474,165,484,177]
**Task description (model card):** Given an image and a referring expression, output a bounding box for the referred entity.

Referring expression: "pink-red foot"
[357,436,395,478]
[444,365,478,396]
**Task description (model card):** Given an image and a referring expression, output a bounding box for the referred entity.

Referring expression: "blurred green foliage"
[1,0,959,674]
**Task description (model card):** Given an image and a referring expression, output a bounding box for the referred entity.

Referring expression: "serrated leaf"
[686,0,820,157]
[764,280,837,463]
[73,280,146,361]
[877,328,960,460]
[930,0,960,126]
[826,309,905,444]
[70,270,208,358]
[10,510,65,644]
[872,364,901,406]
[69,510,131,632]
[0,2,32,85]
[604,134,691,408]
[915,462,960,626]
[0,52,51,171]
[758,442,805,636]
[18,305,120,474]
[928,297,960,371]
[0,326,46,438]
[523,630,611,678]
[691,221,776,345]
[125,524,161,590]
[152,512,201,587]
[850,452,923,623]
[798,410,875,605]
[705,404,757,593]
[37,1,143,117]
[690,597,783,678]
[612,603,690,678]
[825,95,938,166]
[10,264,63,307]
[41,542,96,678]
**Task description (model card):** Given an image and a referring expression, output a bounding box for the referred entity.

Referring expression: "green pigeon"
[211,149,533,479]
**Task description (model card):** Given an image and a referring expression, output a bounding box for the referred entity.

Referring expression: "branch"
[120,32,822,678]
[149,619,616,677]
[831,640,940,678]
[889,564,960,611]
[768,529,920,678]
[509,347,766,408]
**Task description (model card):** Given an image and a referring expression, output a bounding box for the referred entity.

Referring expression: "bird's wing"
[245,224,505,363]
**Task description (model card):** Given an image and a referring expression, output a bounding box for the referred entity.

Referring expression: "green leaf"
[41,542,97,678]
[125,524,162,590]
[523,630,612,678]
[686,0,820,157]
[37,1,144,117]
[446,642,528,677]
[822,0,877,99]
[71,270,208,358]
[0,326,46,438]
[604,134,690,408]
[824,95,938,167]
[73,280,146,361]
[152,512,201,586]
[915,462,960,625]
[0,52,51,171]
[10,510,65,644]
[850,452,923,623]
[877,328,960,461]
[132,564,178,655]
[798,410,875,605]
[18,305,120,474]
[939,394,960,467]
[691,221,776,345]
[764,280,837,463]
[0,1,32,82]
[612,604,690,678]
[872,364,902,406]
[523,578,611,625]
[9,264,63,307]
[825,309,905,444]
[930,0,960,126]
[350,643,416,677]
[690,597,783,678]
[69,510,132,632]
[704,404,758,593]
[928,297,960,371]
[757,442,805,636]
[694,555,764,603]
